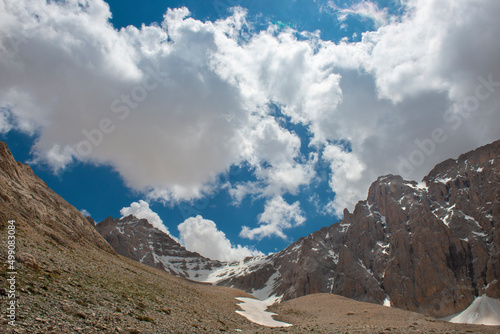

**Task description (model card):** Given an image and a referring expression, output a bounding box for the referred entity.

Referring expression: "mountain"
[0,141,114,255]
[215,139,500,318]
[96,140,499,319]
[96,215,223,280]
[1,138,499,333]
[0,141,268,333]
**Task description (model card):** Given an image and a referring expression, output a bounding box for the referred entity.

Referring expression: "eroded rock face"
[91,140,498,318]
[0,141,115,254]
[96,215,223,279]
[216,140,499,317]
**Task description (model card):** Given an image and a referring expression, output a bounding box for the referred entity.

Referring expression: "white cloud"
[178,215,262,261]
[0,108,11,134]
[332,1,390,28]
[120,200,170,235]
[80,209,91,217]
[228,117,318,202]
[1,0,499,226]
[322,144,368,216]
[240,196,306,240]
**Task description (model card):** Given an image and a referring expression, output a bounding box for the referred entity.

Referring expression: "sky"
[0,0,499,260]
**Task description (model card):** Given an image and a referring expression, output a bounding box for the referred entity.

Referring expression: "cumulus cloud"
[332,1,390,28]
[240,195,306,240]
[321,0,500,214]
[322,144,368,215]
[80,209,91,217]
[120,200,170,235]
[1,0,499,224]
[178,215,263,261]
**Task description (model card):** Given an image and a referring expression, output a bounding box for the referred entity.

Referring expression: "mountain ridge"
[0,140,270,333]
[96,214,223,280]
[97,139,500,318]
[1,138,499,332]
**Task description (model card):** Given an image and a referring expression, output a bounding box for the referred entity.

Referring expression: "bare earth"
[263,293,500,334]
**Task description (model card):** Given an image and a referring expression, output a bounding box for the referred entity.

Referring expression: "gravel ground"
[2,226,500,334]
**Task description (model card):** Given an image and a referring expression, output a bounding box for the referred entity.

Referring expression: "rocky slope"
[0,141,114,255]
[1,138,498,333]
[216,139,499,318]
[0,140,268,333]
[96,215,223,280]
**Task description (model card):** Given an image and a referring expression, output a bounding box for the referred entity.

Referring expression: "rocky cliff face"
[96,215,223,280]
[0,141,114,254]
[212,140,500,317]
[92,140,499,318]
[0,142,269,333]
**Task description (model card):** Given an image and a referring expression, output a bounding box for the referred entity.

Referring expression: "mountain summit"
[216,140,500,317]
[1,139,499,332]
[96,215,223,280]
[98,140,499,318]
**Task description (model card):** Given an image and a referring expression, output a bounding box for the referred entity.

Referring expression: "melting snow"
[251,270,282,301]
[235,296,292,328]
[416,182,428,190]
[339,223,350,233]
[376,241,390,255]
[358,259,374,277]
[435,177,453,184]
[463,214,483,230]
[408,181,428,191]
[445,295,500,326]
[327,277,335,293]
[328,250,339,264]
[204,256,270,284]
[472,231,488,238]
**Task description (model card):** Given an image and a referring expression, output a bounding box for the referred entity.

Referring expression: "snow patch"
[235,297,292,328]
[435,177,453,184]
[376,241,390,255]
[327,277,335,293]
[380,215,386,225]
[408,181,428,191]
[251,270,281,300]
[445,295,500,326]
[204,256,270,284]
[383,296,391,307]
[472,231,487,238]
[416,182,428,190]
[463,214,482,229]
[339,223,350,233]
[328,250,339,264]
[358,259,374,277]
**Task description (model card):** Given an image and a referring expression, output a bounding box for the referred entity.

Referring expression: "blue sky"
[1,0,499,260]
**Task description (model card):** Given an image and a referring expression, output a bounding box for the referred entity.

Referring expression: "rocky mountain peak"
[96,215,223,280]
[92,140,499,319]
[204,140,500,318]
